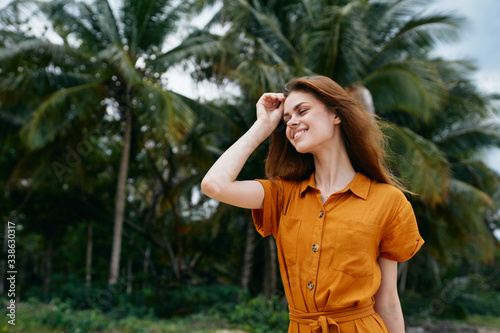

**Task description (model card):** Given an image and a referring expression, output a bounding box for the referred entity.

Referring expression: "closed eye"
[283,109,308,124]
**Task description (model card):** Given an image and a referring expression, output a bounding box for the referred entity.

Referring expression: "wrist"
[253,118,275,136]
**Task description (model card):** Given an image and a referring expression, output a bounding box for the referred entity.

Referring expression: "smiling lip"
[293,130,307,140]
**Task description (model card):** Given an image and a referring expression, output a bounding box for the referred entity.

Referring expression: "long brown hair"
[265,75,407,191]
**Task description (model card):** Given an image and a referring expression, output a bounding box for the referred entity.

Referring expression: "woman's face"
[283,91,341,154]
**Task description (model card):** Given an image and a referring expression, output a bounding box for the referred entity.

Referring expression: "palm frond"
[452,159,500,197]
[121,0,182,56]
[449,178,493,208]
[0,38,70,63]
[445,81,492,120]
[153,30,224,71]
[21,82,105,149]
[0,69,96,107]
[370,12,464,66]
[435,121,500,157]
[98,44,141,85]
[381,121,450,206]
[203,98,256,136]
[364,59,447,119]
[231,60,288,99]
[92,0,121,45]
[443,179,496,260]
[236,0,300,64]
[0,106,27,127]
[36,0,110,50]
[136,83,195,142]
[301,1,370,82]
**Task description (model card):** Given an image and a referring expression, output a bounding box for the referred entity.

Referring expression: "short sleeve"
[251,179,281,238]
[379,197,424,262]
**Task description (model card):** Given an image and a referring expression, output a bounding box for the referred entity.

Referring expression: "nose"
[287,116,299,127]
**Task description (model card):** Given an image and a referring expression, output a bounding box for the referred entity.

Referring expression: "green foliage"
[402,271,500,326]
[0,298,111,333]
[3,290,500,333]
[466,315,500,329]
[0,292,287,333]
[24,280,250,320]
[223,295,289,333]
[0,297,236,333]
[152,284,249,318]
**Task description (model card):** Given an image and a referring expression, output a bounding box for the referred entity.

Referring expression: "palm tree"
[187,0,499,284]
[413,60,500,260]
[0,0,198,285]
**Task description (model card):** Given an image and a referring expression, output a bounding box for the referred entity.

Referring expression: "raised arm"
[201,93,285,209]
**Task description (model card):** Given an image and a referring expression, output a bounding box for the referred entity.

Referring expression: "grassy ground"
[1,301,500,333]
[466,316,500,331]
[0,311,238,333]
[407,316,500,333]
[0,301,240,333]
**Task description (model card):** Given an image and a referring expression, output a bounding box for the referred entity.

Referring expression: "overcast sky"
[427,0,500,172]
[429,0,500,93]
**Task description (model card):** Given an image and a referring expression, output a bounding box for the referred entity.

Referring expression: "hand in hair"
[256,93,286,133]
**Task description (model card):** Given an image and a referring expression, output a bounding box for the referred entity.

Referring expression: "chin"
[292,144,309,154]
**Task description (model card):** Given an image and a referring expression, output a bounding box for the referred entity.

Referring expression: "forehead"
[283,91,320,112]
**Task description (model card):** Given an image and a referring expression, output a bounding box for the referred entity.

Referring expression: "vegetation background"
[0,0,499,332]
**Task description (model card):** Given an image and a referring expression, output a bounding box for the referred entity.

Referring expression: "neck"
[313,144,356,195]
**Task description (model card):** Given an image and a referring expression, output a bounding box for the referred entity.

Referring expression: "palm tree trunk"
[42,241,53,301]
[108,95,133,286]
[240,219,256,290]
[164,232,181,281]
[170,202,186,281]
[127,257,133,295]
[346,84,375,114]
[85,222,93,289]
[263,237,277,298]
[268,237,277,295]
[143,246,151,290]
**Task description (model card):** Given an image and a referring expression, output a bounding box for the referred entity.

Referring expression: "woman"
[201,75,424,332]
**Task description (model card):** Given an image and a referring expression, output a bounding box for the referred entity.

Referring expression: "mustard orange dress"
[252,172,424,332]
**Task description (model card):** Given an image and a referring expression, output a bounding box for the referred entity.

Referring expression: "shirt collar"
[300,172,371,200]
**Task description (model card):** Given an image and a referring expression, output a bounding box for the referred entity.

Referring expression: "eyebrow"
[283,102,308,117]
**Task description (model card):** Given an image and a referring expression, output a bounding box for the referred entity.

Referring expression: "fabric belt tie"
[289,303,375,333]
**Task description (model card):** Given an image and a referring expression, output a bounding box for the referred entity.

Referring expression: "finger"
[260,93,284,102]
[270,93,285,102]
[257,93,286,111]
[277,99,285,112]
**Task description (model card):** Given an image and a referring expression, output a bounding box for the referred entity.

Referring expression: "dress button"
[307,281,314,290]
[312,244,319,252]
[318,211,324,218]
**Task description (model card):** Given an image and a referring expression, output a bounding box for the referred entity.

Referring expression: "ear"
[333,114,341,125]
